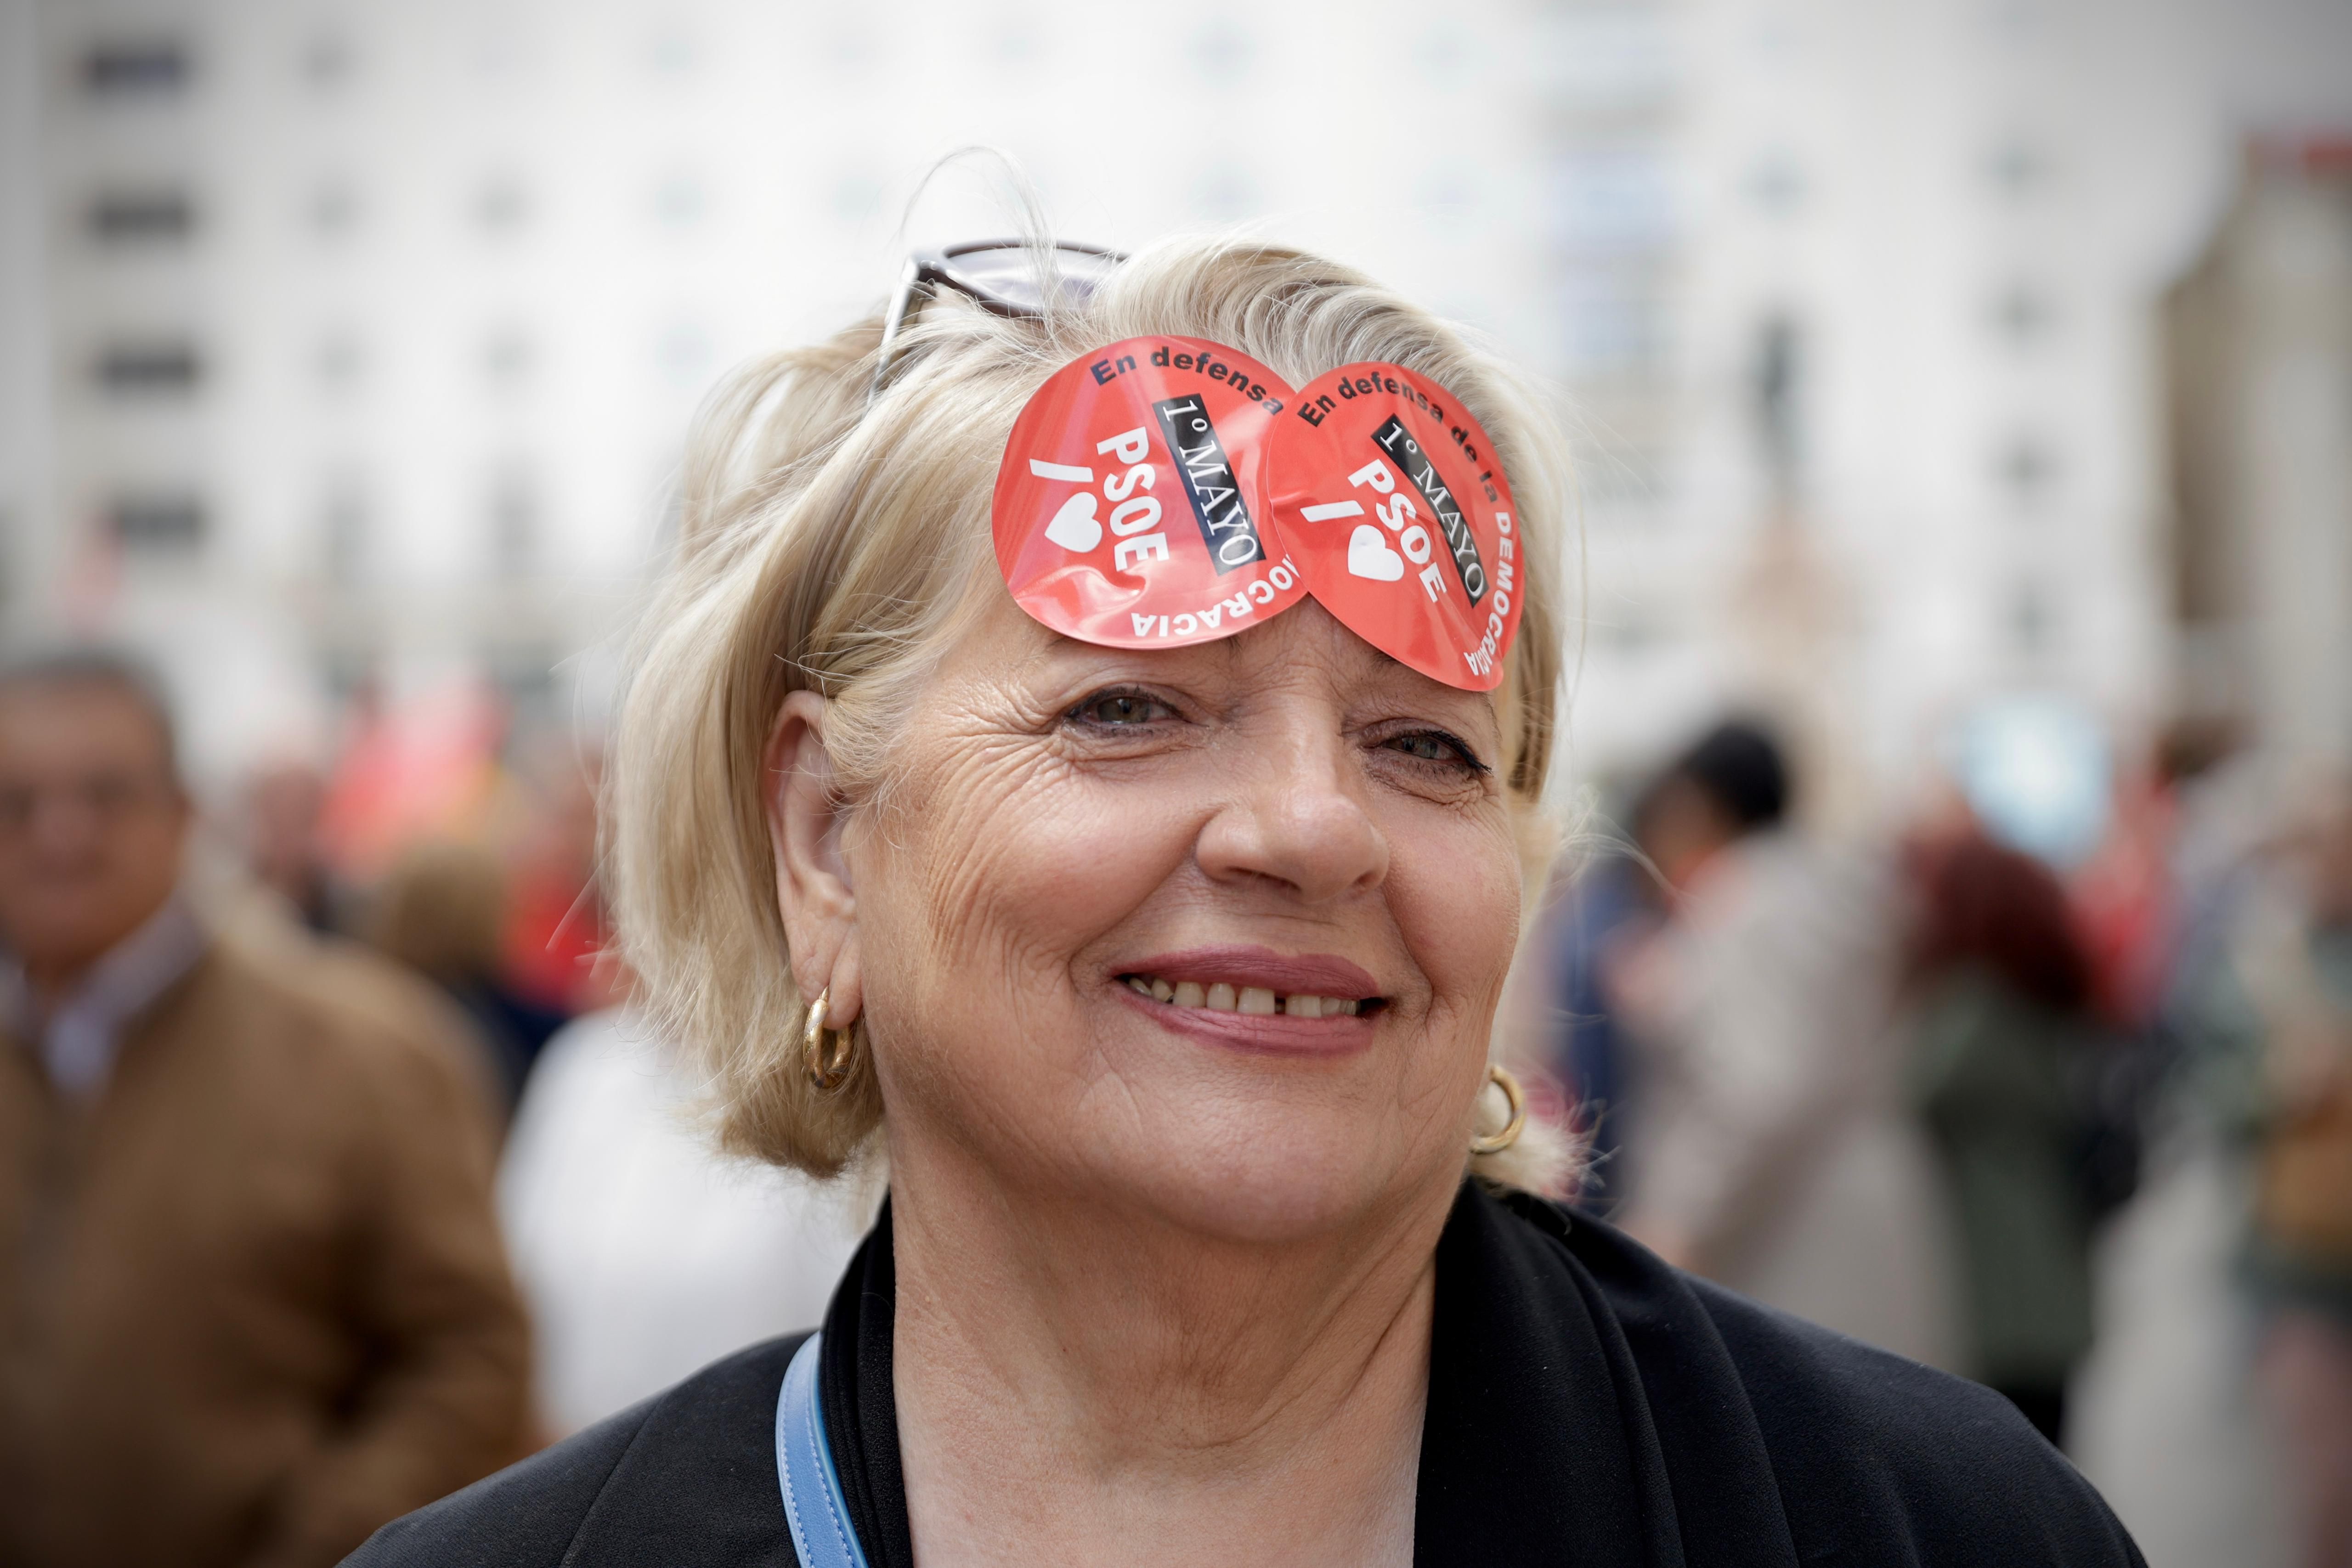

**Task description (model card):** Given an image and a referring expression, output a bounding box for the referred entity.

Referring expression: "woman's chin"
[1083,1109,1447,1248]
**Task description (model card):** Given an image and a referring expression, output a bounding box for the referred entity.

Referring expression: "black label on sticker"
[1370,416,1486,604]
[1153,394,1265,574]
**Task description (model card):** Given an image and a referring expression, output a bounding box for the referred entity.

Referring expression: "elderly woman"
[354,239,2138,1568]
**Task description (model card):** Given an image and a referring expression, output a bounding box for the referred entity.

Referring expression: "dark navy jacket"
[349,1182,2144,1567]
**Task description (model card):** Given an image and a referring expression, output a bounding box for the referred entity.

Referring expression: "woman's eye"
[1073,692,1177,727]
[1383,730,1484,771]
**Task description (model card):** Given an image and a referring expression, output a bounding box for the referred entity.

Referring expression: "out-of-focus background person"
[1906,826,2109,1447]
[366,836,562,1115]
[2171,783,2352,1566]
[236,759,341,935]
[1606,718,1960,1368]
[0,650,531,1568]
[499,1003,869,1437]
[2240,790,2352,1568]
[496,739,618,1024]
[1522,816,1657,1209]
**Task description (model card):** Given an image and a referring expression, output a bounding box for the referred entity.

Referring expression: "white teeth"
[1126,975,1370,1019]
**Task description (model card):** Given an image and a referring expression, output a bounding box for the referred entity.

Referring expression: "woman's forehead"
[963,588,1498,719]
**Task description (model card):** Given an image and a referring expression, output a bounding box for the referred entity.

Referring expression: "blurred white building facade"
[1555,0,2352,817]
[1,0,2346,802]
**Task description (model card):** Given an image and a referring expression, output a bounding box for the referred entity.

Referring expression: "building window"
[1753,314,1805,488]
[1191,163,1260,223]
[88,189,195,244]
[109,493,205,550]
[82,40,190,97]
[646,28,698,74]
[307,180,360,238]
[1743,151,1809,216]
[301,34,356,89]
[315,331,364,392]
[1559,273,1672,381]
[489,471,537,578]
[2007,581,2055,656]
[656,321,712,389]
[1997,433,2059,502]
[1991,281,2055,344]
[1550,147,1677,255]
[1986,138,2052,199]
[481,327,534,391]
[651,173,707,228]
[472,176,530,235]
[95,341,202,396]
[320,481,368,586]
[1188,22,1252,85]
[826,26,880,73]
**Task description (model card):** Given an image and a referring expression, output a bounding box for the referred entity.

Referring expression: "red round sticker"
[991,336,1308,649]
[1268,363,1523,692]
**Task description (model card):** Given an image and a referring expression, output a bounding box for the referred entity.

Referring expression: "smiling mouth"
[1118,973,1383,1021]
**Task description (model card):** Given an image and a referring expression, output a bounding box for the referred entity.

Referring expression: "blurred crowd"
[1526,714,2352,1568]
[0,649,863,1567]
[6,641,2352,1567]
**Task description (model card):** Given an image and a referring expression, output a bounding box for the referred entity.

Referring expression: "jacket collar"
[0,896,208,1099]
[814,1182,1803,1568]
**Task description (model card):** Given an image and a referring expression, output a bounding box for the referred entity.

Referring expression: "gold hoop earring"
[1469,1064,1527,1156]
[803,988,857,1091]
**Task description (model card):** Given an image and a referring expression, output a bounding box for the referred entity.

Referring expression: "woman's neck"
[886,1145,1454,1568]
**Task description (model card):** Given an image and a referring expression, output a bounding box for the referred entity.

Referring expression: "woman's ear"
[766,689,863,1026]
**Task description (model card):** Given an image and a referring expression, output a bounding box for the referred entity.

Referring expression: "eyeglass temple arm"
[870,256,930,407]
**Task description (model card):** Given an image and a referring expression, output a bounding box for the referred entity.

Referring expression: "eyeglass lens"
[937,243,1123,315]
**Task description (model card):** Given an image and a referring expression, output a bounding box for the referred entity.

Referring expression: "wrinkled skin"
[772,590,1521,1244]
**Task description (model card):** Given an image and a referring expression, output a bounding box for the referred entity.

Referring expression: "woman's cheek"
[893,749,1198,993]
[1386,806,1522,1029]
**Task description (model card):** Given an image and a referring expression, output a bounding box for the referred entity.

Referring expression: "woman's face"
[835,591,1523,1242]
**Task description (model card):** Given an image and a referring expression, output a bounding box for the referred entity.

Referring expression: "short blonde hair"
[607,236,1571,1187]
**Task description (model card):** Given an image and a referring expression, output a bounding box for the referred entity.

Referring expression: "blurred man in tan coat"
[0,649,531,1568]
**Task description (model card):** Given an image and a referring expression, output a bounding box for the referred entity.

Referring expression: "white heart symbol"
[1346,524,1405,582]
[1043,491,1102,553]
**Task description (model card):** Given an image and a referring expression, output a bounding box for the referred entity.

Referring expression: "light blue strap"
[775,1332,871,1568]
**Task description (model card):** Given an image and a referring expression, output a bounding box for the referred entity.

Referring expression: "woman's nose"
[1193,728,1389,905]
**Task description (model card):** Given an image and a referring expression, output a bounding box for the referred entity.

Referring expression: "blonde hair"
[608,236,1573,1190]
